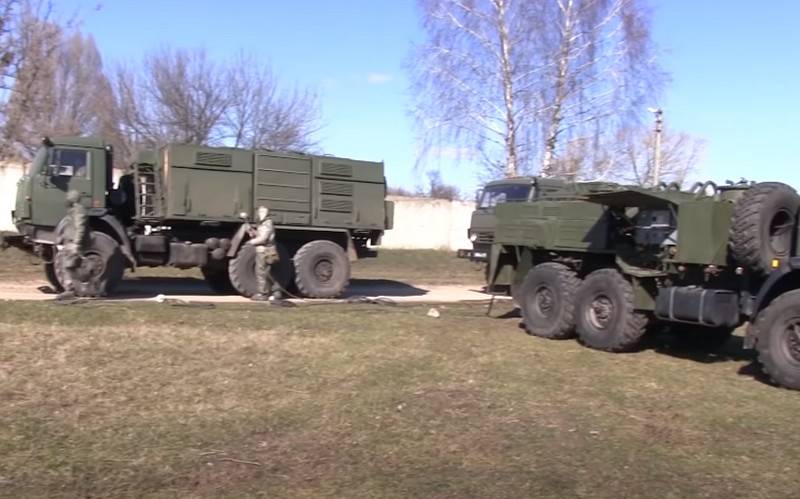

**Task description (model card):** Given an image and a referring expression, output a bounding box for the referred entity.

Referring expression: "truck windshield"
[478,184,532,209]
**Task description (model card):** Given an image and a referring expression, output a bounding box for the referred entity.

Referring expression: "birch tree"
[410,0,665,179]
[410,0,540,178]
[536,0,663,178]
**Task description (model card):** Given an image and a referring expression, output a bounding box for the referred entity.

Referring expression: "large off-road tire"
[201,263,236,295]
[754,290,800,390]
[228,243,293,298]
[730,182,800,274]
[55,232,125,297]
[519,262,581,339]
[293,240,350,298]
[575,269,650,352]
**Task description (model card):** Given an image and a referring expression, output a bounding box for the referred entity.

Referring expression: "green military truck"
[490,180,800,390]
[8,136,393,298]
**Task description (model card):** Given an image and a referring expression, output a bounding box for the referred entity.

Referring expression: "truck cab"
[459,177,537,262]
[13,136,114,245]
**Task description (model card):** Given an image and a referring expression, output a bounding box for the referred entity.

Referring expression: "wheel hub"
[768,210,794,255]
[534,286,555,317]
[313,259,334,283]
[76,253,105,282]
[787,321,800,363]
[588,295,614,330]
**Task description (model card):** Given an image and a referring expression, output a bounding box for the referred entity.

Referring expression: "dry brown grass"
[0,300,799,498]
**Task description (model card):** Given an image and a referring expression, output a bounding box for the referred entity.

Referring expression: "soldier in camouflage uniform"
[59,190,87,298]
[247,206,281,301]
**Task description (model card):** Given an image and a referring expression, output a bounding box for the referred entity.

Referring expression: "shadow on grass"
[345,279,427,297]
[648,334,755,364]
[116,276,217,297]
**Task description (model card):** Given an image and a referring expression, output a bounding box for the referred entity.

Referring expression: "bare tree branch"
[114,48,322,156]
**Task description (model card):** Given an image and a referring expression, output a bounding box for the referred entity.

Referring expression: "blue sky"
[56,0,800,194]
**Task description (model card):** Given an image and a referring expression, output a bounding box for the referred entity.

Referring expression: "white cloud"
[367,72,393,84]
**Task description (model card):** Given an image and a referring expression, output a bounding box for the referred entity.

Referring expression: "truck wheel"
[575,269,649,352]
[754,290,800,390]
[293,240,350,298]
[228,242,293,298]
[56,232,125,297]
[730,182,800,274]
[201,264,236,295]
[519,262,580,339]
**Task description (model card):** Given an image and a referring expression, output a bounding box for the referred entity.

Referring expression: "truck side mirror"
[474,189,483,205]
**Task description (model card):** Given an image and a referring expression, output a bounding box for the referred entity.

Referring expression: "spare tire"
[55,232,125,297]
[228,242,294,297]
[730,182,800,274]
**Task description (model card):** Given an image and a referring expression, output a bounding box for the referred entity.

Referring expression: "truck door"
[31,147,94,228]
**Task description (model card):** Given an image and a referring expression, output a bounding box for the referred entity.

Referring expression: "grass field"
[1,300,799,498]
[0,247,484,286]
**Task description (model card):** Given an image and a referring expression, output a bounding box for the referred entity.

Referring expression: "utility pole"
[648,107,664,186]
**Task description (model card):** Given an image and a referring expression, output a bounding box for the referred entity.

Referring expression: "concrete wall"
[0,163,24,232]
[380,195,475,251]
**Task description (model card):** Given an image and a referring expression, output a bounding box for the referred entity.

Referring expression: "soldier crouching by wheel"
[58,190,88,299]
[248,206,282,302]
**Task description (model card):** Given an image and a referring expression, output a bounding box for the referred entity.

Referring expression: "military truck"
[490,180,800,390]
[9,136,393,298]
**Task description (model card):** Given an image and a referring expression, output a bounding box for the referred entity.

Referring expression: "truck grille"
[476,232,494,243]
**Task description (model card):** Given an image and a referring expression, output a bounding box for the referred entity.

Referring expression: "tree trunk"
[496,0,518,178]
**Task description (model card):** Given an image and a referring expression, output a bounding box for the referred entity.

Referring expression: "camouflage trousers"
[61,242,82,293]
[255,245,276,296]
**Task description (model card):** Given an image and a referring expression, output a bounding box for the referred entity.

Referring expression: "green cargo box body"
[493,200,611,252]
[160,144,388,231]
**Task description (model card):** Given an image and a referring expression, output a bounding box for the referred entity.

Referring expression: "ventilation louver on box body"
[320,181,354,196]
[195,152,232,167]
[321,163,353,177]
[321,199,353,213]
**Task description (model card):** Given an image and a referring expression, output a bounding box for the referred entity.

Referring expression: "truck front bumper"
[457,248,489,262]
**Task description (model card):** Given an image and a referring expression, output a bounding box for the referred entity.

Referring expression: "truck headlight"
[469,232,478,242]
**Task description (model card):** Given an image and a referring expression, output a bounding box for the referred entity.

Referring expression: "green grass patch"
[351,249,484,285]
[0,300,798,498]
